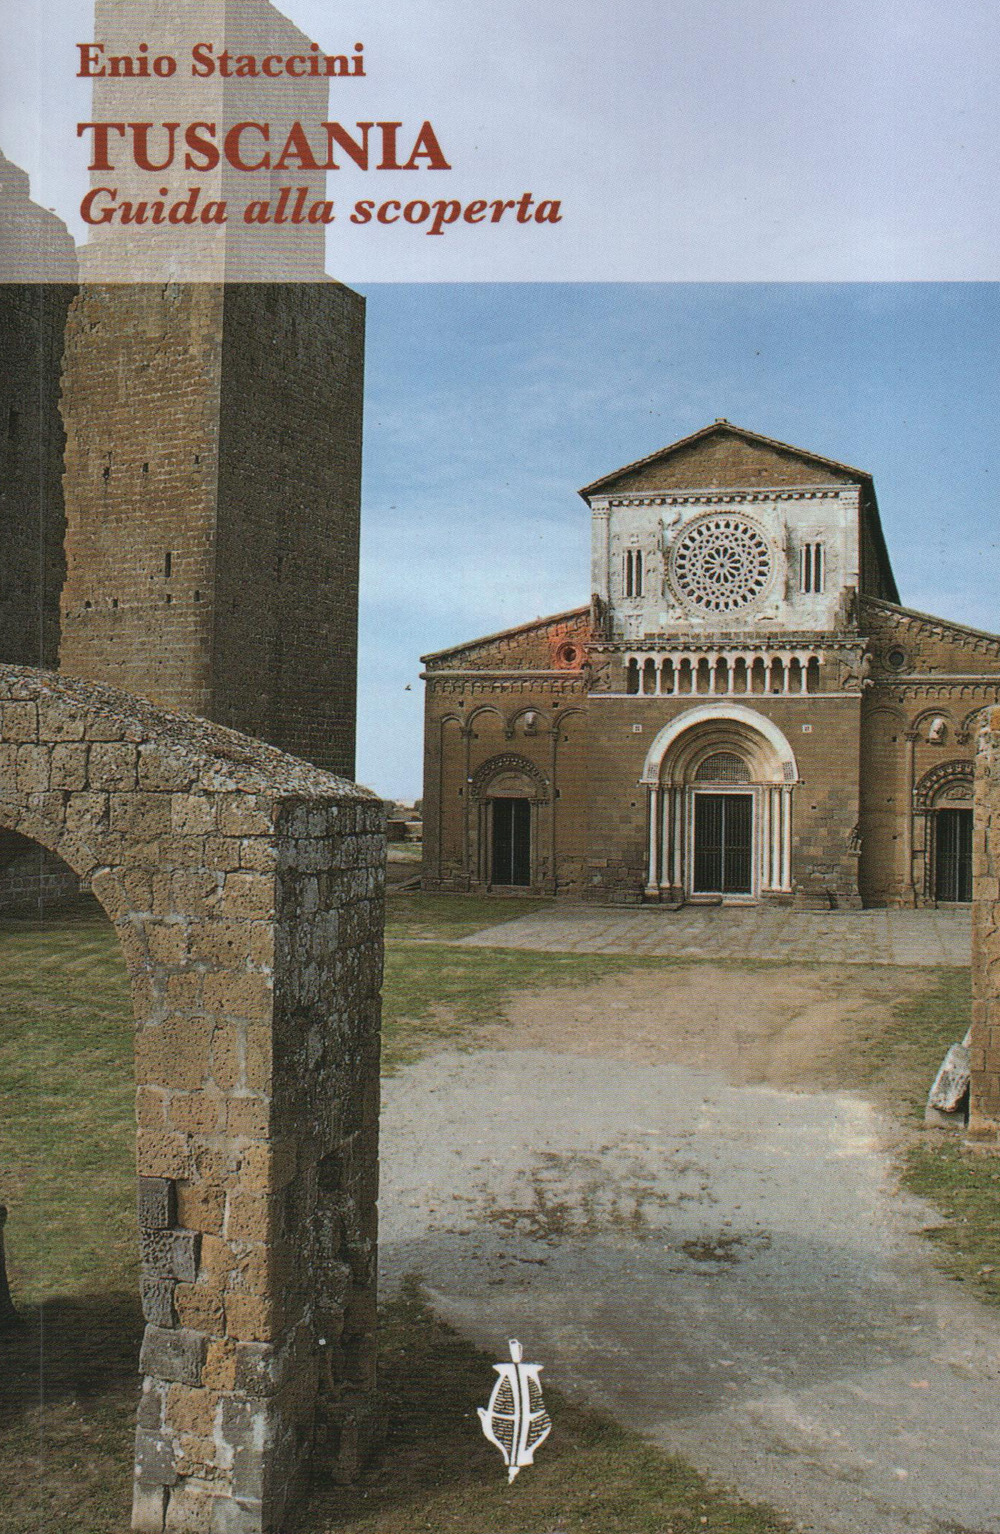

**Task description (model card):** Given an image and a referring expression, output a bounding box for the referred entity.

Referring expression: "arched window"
[624,550,634,597]
[801,542,825,594]
[635,551,643,596]
[694,750,752,783]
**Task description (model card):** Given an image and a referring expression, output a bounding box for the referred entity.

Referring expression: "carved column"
[780,786,793,890]
[461,726,472,888]
[760,788,772,889]
[646,787,660,896]
[548,725,559,895]
[672,788,684,892]
[903,728,918,906]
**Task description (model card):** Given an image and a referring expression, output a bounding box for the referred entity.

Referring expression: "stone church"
[422,421,1000,907]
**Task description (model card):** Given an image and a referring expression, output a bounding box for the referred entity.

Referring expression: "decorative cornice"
[604,487,847,508]
[869,678,1000,691]
[588,637,863,655]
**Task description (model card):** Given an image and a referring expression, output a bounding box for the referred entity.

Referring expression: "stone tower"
[0,152,77,668]
[59,281,364,777]
[59,0,365,779]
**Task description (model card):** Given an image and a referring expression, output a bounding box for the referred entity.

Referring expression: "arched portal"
[640,704,799,900]
[915,759,975,903]
[0,667,383,1534]
[470,753,550,889]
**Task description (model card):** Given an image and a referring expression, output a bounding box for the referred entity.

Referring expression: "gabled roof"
[861,597,1000,649]
[579,420,872,499]
[421,606,590,665]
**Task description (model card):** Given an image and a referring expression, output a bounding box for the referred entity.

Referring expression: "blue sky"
[357,283,1000,799]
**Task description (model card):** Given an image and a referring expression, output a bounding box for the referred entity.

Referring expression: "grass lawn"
[0,890,995,1531]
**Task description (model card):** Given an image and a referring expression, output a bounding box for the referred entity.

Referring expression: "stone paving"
[459,903,971,967]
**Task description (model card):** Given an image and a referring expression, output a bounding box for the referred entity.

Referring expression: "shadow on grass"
[0,1293,141,1534]
[306,1281,790,1534]
[0,1288,789,1534]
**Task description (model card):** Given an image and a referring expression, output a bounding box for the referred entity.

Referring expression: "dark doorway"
[491,798,531,886]
[935,807,973,902]
[693,793,753,894]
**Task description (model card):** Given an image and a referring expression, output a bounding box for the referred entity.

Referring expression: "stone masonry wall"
[0,831,80,909]
[0,282,75,669]
[59,281,364,780]
[213,283,365,776]
[970,706,1000,1143]
[60,284,224,718]
[0,666,383,1534]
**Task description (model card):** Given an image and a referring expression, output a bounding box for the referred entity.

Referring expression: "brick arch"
[0,666,383,1534]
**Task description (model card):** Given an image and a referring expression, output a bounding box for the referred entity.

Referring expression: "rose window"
[671,515,773,613]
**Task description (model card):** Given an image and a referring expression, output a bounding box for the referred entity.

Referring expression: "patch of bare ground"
[482,962,930,1096]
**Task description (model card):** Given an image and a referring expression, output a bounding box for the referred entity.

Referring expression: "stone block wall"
[971,706,1000,1143]
[860,599,1000,906]
[212,283,365,775]
[0,281,75,669]
[0,830,80,909]
[59,280,365,780]
[0,666,383,1533]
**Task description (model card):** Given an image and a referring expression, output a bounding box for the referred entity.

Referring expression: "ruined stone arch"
[0,667,382,1534]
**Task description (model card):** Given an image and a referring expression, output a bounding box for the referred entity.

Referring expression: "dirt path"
[489,963,926,1090]
[379,966,1000,1534]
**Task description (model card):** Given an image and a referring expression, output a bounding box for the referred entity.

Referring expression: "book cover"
[1,3,999,1533]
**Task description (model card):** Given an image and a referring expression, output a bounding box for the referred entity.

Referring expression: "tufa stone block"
[139,1228,201,1284]
[139,1177,177,1231]
[134,1427,180,1487]
[131,1483,169,1534]
[140,1325,207,1387]
[141,1278,177,1329]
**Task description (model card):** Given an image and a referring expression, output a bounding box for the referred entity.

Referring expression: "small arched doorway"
[915,760,975,904]
[470,754,550,890]
[640,705,799,901]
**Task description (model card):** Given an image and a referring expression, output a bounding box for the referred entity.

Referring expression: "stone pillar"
[0,666,384,1534]
[770,787,782,888]
[780,786,793,890]
[659,787,672,891]
[591,504,611,603]
[903,729,918,906]
[645,787,660,896]
[672,789,684,891]
[760,789,772,890]
[461,726,472,887]
[970,707,1000,1144]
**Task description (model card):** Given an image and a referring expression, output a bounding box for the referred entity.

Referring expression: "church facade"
[421,422,1000,907]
